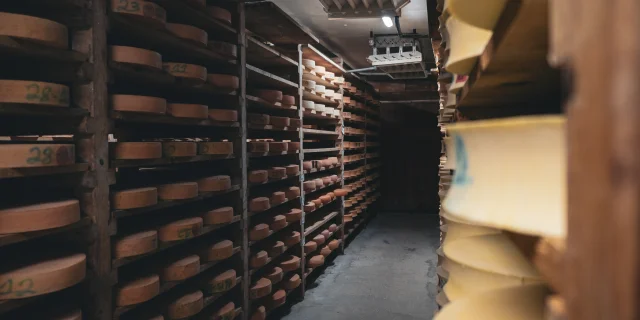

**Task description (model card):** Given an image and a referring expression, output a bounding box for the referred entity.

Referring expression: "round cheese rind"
[203,207,234,225]
[269,167,287,179]
[302,100,315,110]
[320,195,331,204]
[270,214,287,230]
[312,234,325,246]
[284,231,300,247]
[269,142,288,152]
[248,141,269,153]
[280,255,300,272]
[112,187,157,210]
[304,202,315,212]
[0,253,86,299]
[167,290,204,320]
[282,95,296,106]
[304,241,317,254]
[302,161,313,170]
[215,302,236,319]
[321,230,331,240]
[302,81,316,90]
[329,224,338,232]
[251,306,266,320]
[207,74,239,93]
[285,187,301,200]
[249,224,270,241]
[287,142,300,151]
[250,251,268,268]
[112,142,162,160]
[328,239,340,250]
[201,239,234,262]
[197,175,231,192]
[270,116,290,127]
[158,217,203,242]
[320,246,331,257]
[112,94,166,114]
[284,273,301,290]
[266,267,284,284]
[249,170,269,184]
[334,189,348,197]
[269,241,285,257]
[157,182,198,200]
[0,200,80,234]
[162,255,200,281]
[206,269,237,294]
[167,103,208,119]
[198,141,233,155]
[163,62,207,83]
[110,46,162,69]
[0,12,68,49]
[250,278,272,300]
[166,24,208,45]
[207,6,232,24]
[113,230,158,258]
[271,289,286,307]
[209,40,237,58]
[249,197,270,213]
[303,181,316,192]
[308,255,325,268]
[209,109,238,122]
[302,59,316,69]
[255,90,283,103]
[162,141,197,157]
[285,165,300,175]
[248,113,270,125]
[290,118,301,128]
[0,80,69,107]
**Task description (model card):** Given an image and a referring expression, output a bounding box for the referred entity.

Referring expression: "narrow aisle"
[281,213,440,320]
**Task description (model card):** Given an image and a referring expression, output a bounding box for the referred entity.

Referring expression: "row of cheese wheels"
[343,153,365,163]
[112,141,232,160]
[345,126,366,135]
[300,59,345,85]
[248,165,299,184]
[343,111,365,122]
[0,143,75,168]
[304,189,347,213]
[344,167,365,179]
[250,89,295,106]
[112,175,232,210]
[248,186,301,213]
[248,113,301,128]
[344,141,365,149]
[249,276,300,320]
[113,209,234,258]
[112,94,239,116]
[248,209,302,242]
[304,224,340,257]
[301,99,341,117]
[249,236,301,270]
[128,290,237,320]
[302,175,340,193]
[247,140,298,153]
[302,157,340,172]
[301,80,342,100]
[250,272,299,303]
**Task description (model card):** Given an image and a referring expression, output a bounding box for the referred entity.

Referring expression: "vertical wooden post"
[567,0,640,318]
[72,0,112,319]
[297,44,307,298]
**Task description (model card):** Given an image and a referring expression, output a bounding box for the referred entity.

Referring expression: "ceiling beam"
[376,0,384,8]
[362,0,370,9]
[345,0,357,9]
[318,0,333,9]
[332,0,343,10]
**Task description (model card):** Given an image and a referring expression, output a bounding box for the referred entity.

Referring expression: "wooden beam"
[346,0,356,9]
[332,0,343,10]
[362,0,370,9]
[377,0,384,8]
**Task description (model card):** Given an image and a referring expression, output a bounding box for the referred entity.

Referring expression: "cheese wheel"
[279,255,300,272]
[249,197,270,213]
[209,109,238,122]
[302,80,316,90]
[207,74,239,92]
[285,165,299,175]
[250,278,272,300]
[198,142,233,155]
[112,94,166,114]
[162,141,197,157]
[329,224,338,232]
[302,161,313,170]
[251,306,266,320]
[209,40,237,58]
[157,182,198,200]
[270,116,290,127]
[163,63,207,84]
[158,217,203,242]
[111,0,166,26]
[269,167,287,179]
[207,6,232,24]
[303,181,316,192]
[302,100,315,111]
[320,195,332,204]
[320,246,331,257]
[304,202,315,212]
[314,66,326,75]
[0,200,80,234]
[206,269,237,294]
[302,59,316,69]
[166,103,208,119]
[287,142,300,151]
[334,189,348,197]
[200,239,234,262]
[285,187,301,200]
[110,46,162,69]
[248,113,270,125]
[249,170,268,184]
[312,234,325,246]
[250,250,268,268]
[203,207,234,225]
[290,118,301,128]
[321,230,331,240]
[314,85,326,94]
[0,143,75,168]
[215,302,236,319]
[322,177,332,185]
[0,253,86,299]
[248,141,269,153]
[284,231,300,247]
[0,13,67,49]
[112,187,158,210]
[308,255,325,268]
[284,274,301,290]
[270,214,287,231]
[167,291,203,320]
[282,95,296,106]
[327,192,336,200]
[249,224,270,241]
[314,178,324,188]
[269,142,288,152]
[324,72,335,80]
[271,289,286,308]
[112,142,162,160]
[166,24,207,46]
[162,255,200,281]
[304,241,317,254]
[328,239,340,250]
[197,175,231,192]
[344,216,353,223]
[343,96,351,104]
[270,191,287,206]
[255,90,283,103]
[266,267,283,284]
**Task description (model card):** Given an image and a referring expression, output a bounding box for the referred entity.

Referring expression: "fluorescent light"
[382,16,393,28]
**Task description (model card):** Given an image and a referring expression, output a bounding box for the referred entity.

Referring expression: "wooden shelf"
[303,110,340,121]
[111,111,240,128]
[304,211,339,236]
[304,225,343,256]
[247,64,298,90]
[0,217,92,248]
[302,45,345,75]
[302,72,340,91]
[248,196,300,219]
[302,128,340,139]
[150,0,237,42]
[247,37,298,68]
[304,147,340,153]
[249,150,299,158]
[0,163,90,180]
[302,89,340,106]
[111,154,235,169]
[247,95,298,114]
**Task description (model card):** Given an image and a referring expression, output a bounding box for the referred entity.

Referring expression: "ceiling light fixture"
[382,16,393,28]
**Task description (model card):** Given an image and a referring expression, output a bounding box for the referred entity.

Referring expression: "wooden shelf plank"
[246,95,298,114]
[302,72,340,91]
[0,163,90,180]
[304,211,339,237]
[303,147,340,154]
[150,0,237,42]
[0,217,92,248]
[247,36,298,68]
[110,111,239,128]
[111,154,235,169]
[302,89,340,106]
[302,45,345,75]
[247,64,299,90]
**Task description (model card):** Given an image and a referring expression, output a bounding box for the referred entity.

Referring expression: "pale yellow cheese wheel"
[205,269,236,294]
[0,12,68,49]
[162,141,197,157]
[157,182,198,200]
[203,207,234,225]
[0,80,69,107]
[158,217,203,242]
[110,46,162,69]
[111,94,166,114]
[166,24,208,45]
[167,290,203,320]
[113,230,158,258]
[167,103,208,119]
[116,274,160,306]
[209,109,238,122]
[0,199,80,234]
[162,255,200,281]
[198,141,233,155]
[201,239,234,262]
[0,253,86,299]
[112,142,162,160]
[163,62,207,83]
[112,187,158,209]
[110,0,167,27]
[197,175,231,192]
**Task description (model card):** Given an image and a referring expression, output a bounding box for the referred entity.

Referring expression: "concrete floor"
[280,212,440,320]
